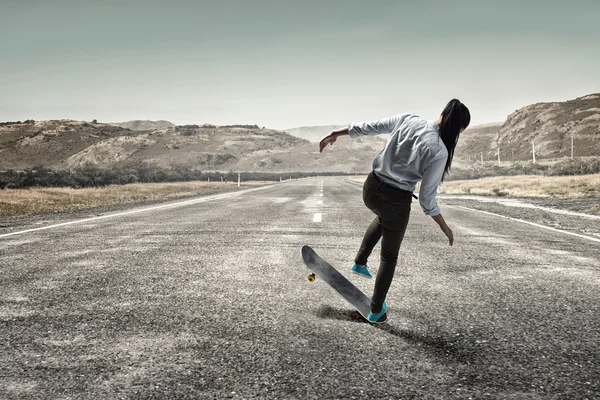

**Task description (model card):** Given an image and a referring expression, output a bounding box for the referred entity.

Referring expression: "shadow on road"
[316,304,477,363]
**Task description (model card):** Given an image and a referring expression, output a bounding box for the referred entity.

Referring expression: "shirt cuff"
[347,123,361,139]
[422,205,440,216]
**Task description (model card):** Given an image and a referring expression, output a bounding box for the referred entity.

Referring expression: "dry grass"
[0,181,275,217]
[438,174,600,198]
[348,174,600,199]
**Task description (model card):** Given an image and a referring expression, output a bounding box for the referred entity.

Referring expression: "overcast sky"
[1,0,599,129]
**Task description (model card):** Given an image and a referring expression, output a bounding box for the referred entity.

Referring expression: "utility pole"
[497,147,501,166]
[532,141,536,164]
[571,135,574,159]
[480,153,484,165]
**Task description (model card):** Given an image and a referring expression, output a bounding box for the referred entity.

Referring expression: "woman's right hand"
[431,213,454,246]
[441,225,454,246]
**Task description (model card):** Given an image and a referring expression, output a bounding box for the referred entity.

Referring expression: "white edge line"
[0,184,277,239]
[449,205,600,244]
[345,180,600,244]
[440,195,600,221]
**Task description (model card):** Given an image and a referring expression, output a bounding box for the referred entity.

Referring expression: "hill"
[494,94,600,160]
[455,94,600,163]
[0,119,386,173]
[0,120,132,170]
[454,122,504,164]
[110,120,176,131]
[1,93,598,175]
[0,121,314,171]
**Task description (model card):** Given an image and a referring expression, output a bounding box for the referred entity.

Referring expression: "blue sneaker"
[351,263,372,279]
[367,302,388,324]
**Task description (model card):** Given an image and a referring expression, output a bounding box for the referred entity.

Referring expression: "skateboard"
[301,245,385,322]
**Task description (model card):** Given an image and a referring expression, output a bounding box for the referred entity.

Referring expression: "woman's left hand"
[319,133,337,153]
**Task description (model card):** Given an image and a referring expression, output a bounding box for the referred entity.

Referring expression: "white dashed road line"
[313,180,324,223]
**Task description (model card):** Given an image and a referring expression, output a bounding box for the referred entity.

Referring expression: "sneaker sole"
[368,313,388,324]
[350,270,372,279]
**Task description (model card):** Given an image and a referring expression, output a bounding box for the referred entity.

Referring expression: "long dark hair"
[439,99,470,181]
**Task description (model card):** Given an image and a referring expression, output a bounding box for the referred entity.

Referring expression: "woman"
[319,99,470,323]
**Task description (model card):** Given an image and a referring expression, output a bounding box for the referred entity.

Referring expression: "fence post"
[238,173,241,187]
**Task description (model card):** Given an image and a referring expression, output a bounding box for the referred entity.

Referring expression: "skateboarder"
[319,99,470,323]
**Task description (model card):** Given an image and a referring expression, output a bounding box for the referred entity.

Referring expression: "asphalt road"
[1,177,599,399]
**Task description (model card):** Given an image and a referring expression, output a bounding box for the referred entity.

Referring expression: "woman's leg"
[370,208,411,314]
[354,216,383,266]
[354,172,382,266]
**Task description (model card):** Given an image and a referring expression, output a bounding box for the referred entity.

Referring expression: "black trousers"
[354,172,412,313]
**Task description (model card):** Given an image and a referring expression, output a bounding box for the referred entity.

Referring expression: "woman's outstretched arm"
[319,113,408,153]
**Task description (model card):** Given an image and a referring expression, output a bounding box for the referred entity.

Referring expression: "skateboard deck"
[301,245,374,321]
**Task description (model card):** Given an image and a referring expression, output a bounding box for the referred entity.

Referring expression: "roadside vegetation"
[0,181,270,217]
[450,157,600,181]
[0,163,354,190]
[2,157,599,218]
[0,163,358,217]
[439,174,600,199]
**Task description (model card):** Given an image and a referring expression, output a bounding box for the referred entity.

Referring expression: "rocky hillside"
[110,120,176,131]
[0,120,132,170]
[454,122,504,164]
[494,94,600,159]
[1,93,597,174]
[455,94,600,163]
[0,121,383,173]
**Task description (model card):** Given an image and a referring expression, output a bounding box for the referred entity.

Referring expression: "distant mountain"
[1,93,598,173]
[282,125,345,143]
[454,122,504,163]
[111,120,176,131]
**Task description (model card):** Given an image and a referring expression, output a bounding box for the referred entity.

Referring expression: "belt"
[371,172,419,200]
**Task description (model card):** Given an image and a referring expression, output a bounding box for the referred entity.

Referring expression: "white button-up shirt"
[348,112,447,216]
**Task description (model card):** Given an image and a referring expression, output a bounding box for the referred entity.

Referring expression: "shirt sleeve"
[419,156,446,216]
[348,113,409,138]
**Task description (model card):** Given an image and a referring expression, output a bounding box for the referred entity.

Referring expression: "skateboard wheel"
[308,273,316,282]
